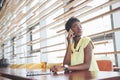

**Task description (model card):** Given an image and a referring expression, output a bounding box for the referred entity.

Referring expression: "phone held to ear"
[69,29,74,43]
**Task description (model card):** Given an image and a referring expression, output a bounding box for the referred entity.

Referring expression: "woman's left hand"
[50,66,64,73]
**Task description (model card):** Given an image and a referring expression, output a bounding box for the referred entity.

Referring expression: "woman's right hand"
[67,30,73,44]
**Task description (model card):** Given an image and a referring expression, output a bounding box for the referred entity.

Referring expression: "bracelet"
[64,64,69,73]
[64,67,69,73]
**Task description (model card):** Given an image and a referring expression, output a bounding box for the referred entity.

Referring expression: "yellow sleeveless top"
[71,37,99,71]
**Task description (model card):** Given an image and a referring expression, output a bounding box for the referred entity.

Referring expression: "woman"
[51,17,99,73]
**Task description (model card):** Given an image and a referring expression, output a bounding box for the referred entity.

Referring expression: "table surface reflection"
[0,68,120,80]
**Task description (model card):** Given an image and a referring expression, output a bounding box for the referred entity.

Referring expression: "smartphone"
[69,29,75,37]
[69,29,74,43]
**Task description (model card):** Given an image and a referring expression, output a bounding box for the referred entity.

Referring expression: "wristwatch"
[64,64,69,73]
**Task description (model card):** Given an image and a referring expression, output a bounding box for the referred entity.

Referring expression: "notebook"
[26,70,51,76]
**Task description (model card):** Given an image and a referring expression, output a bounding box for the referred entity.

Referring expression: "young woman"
[50,17,99,73]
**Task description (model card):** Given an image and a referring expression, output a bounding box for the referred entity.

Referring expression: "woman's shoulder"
[81,36,94,48]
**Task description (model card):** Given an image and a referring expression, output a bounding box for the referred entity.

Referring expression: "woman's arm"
[63,31,73,65]
[50,31,73,72]
[63,44,71,65]
[68,42,92,71]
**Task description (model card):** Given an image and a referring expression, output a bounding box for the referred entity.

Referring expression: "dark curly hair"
[65,17,80,32]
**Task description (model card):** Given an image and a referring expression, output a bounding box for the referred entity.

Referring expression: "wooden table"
[0,73,12,80]
[0,68,120,80]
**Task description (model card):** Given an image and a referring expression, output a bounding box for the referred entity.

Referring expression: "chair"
[28,63,41,69]
[96,60,113,71]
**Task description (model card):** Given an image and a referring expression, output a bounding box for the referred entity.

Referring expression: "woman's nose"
[77,27,81,30]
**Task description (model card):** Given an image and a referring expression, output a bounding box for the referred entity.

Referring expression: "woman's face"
[71,21,82,37]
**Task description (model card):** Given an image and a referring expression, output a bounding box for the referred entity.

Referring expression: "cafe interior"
[0,0,120,80]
